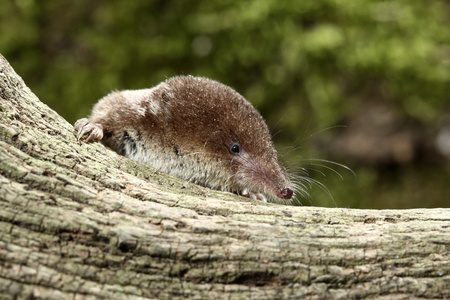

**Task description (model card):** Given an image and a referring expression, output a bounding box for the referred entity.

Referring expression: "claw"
[74,118,103,142]
[240,189,267,202]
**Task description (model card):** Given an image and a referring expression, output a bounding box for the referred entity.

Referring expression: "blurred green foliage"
[1,0,449,208]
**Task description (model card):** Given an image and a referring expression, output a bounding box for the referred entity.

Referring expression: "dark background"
[2,0,449,208]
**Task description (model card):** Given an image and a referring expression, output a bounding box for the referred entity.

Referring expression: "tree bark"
[0,53,449,300]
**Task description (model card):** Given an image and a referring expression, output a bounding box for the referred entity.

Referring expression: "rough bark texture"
[0,53,449,300]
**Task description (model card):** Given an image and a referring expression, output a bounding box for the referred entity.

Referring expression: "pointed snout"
[279,187,293,200]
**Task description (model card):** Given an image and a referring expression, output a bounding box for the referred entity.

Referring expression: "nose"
[280,187,293,199]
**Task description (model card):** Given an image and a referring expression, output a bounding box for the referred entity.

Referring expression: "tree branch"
[0,53,449,299]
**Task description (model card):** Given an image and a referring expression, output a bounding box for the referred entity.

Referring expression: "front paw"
[241,189,267,202]
[74,118,103,142]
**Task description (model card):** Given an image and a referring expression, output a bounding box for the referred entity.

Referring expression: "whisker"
[309,177,336,207]
[301,158,356,178]
[301,165,328,178]
[289,124,346,150]
[303,163,345,180]
[279,145,303,159]
[271,129,283,140]
[300,125,347,146]
[293,175,335,206]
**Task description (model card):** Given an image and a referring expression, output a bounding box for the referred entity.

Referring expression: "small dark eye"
[230,143,240,154]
